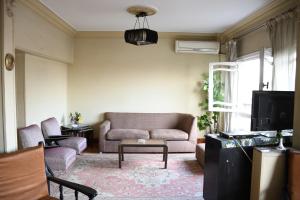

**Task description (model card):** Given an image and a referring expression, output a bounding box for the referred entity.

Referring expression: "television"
[251,91,294,131]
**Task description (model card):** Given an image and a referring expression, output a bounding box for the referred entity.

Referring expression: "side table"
[61,124,94,144]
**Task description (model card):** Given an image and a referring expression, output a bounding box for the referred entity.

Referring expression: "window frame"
[208,48,273,113]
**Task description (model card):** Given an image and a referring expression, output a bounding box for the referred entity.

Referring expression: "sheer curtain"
[223,40,237,132]
[267,10,297,91]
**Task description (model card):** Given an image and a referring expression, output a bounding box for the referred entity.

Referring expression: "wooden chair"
[0,144,97,200]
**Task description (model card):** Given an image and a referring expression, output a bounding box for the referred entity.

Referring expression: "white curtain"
[267,10,297,91]
[223,40,237,132]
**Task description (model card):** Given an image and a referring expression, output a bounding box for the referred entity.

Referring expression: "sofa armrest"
[188,116,199,143]
[99,120,111,152]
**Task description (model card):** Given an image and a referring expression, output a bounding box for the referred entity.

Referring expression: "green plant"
[70,112,81,124]
[197,72,224,133]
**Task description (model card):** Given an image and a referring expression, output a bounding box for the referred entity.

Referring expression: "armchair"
[41,117,87,154]
[0,144,97,200]
[18,124,76,171]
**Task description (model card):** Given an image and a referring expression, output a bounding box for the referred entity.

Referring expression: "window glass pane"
[209,62,238,112]
[231,58,260,131]
[237,58,260,114]
[263,56,273,91]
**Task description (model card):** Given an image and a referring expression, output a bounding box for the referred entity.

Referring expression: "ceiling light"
[124,6,158,46]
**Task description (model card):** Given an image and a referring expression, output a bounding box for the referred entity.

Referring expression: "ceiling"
[40,0,274,33]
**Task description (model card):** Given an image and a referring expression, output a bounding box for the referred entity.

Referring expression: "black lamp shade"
[124,28,158,45]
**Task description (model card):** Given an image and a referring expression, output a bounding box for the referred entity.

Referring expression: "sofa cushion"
[106,129,149,140]
[150,129,189,140]
[105,112,182,130]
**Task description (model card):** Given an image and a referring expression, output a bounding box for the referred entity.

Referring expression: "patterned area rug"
[51,153,204,200]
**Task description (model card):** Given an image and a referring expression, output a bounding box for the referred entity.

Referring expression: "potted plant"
[70,112,82,127]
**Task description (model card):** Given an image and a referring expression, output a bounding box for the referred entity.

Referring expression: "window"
[209,49,274,131]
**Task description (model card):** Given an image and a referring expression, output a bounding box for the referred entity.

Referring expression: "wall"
[69,36,220,126]
[15,52,26,128]
[14,1,74,64]
[1,0,17,152]
[13,1,74,131]
[0,0,4,152]
[237,26,271,57]
[15,53,68,127]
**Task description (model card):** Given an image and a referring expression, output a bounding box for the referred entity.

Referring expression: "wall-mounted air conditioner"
[175,40,220,54]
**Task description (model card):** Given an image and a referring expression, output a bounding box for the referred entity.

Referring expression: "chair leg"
[59,185,64,200]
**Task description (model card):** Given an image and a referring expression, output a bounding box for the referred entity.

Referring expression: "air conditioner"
[175,40,220,54]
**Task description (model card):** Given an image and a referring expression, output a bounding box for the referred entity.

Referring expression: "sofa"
[99,112,198,152]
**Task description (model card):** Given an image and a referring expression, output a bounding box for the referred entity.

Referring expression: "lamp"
[124,6,158,46]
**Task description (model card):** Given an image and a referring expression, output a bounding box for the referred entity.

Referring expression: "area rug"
[51,153,204,200]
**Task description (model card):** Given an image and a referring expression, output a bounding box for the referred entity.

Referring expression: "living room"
[1,0,300,200]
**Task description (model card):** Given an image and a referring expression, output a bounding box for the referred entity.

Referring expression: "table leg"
[121,148,124,161]
[118,145,122,168]
[164,146,168,169]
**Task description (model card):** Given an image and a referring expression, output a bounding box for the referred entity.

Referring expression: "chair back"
[41,117,62,137]
[0,145,49,200]
[18,124,45,149]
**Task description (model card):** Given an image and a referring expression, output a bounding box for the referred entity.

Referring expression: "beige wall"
[69,36,220,125]
[16,53,68,127]
[14,2,74,64]
[15,52,26,128]
[1,0,17,152]
[237,26,271,57]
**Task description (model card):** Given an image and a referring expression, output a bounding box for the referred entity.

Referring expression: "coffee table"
[118,139,168,169]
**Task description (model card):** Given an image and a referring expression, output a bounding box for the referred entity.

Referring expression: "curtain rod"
[233,23,266,41]
[220,23,266,45]
[232,7,297,41]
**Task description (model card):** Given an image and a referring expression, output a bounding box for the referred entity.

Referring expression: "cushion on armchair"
[150,129,189,140]
[45,147,76,171]
[57,137,87,154]
[106,129,149,140]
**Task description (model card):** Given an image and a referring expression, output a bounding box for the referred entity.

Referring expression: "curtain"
[223,40,237,132]
[267,10,297,91]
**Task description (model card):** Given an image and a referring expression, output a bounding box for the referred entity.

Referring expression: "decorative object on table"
[70,111,82,127]
[276,131,285,149]
[197,73,223,134]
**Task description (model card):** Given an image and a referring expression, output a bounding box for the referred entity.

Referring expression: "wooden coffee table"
[118,139,168,169]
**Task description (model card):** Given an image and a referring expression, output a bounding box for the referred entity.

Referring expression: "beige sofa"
[99,112,198,152]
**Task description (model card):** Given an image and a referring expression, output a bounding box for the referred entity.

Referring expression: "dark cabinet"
[203,135,253,200]
[203,134,292,200]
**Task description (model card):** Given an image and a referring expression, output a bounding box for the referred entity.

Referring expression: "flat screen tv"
[251,91,294,131]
